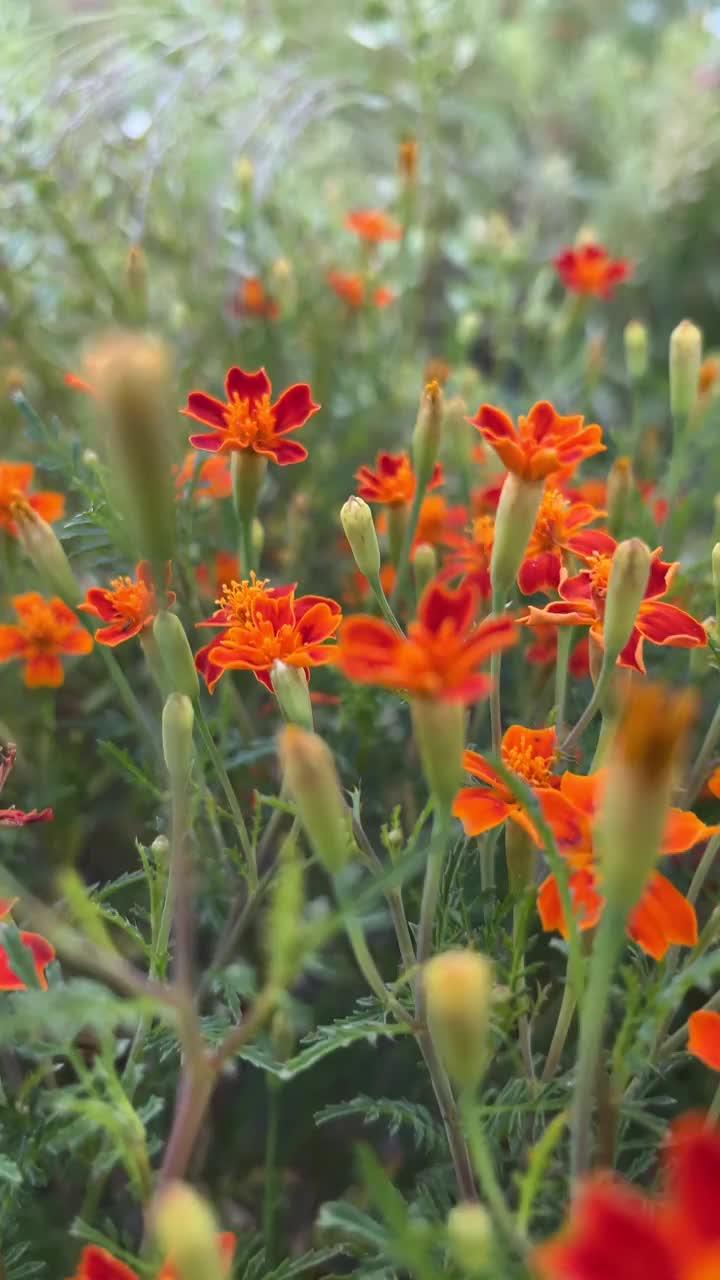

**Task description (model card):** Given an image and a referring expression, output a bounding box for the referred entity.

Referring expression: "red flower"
[553,241,632,299]
[0,461,64,537]
[536,771,715,959]
[174,452,232,501]
[328,270,365,307]
[517,487,605,595]
[182,367,319,466]
[0,898,54,992]
[336,579,517,703]
[345,209,403,242]
[195,550,241,599]
[195,574,341,693]
[526,534,707,673]
[533,1114,720,1280]
[0,743,53,826]
[0,593,92,687]
[439,515,495,601]
[470,401,605,483]
[355,451,443,507]
[68,1234,236,1280]
[234,276,279,319]
[688,1011,720,1071]
[80,562,175,647]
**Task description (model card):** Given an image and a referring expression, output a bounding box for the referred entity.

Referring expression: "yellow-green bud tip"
[161,693,194,783]
[340,495,381,579]
[447,1203,493,1275]
[152,1181,225,1280]
[271,660,313,731]
[602,537,651,659]
[423,949,493,1088]
[670,319,702,418]
[278,725,350,874]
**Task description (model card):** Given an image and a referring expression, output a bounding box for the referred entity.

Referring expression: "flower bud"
[84,332,175,570]
[231,450,266,524]
[423,949,494,1089]
[151,834,170,859]
[397,137,418,183]
[153,611,200,701]
[596,683,696,909]
[624,320,649,381]
[670,319,702,419]
[602,538,651,660]
[490,472,544,604]
[271,660,313,731]
[412,380,443,489]
[341,496,381,579]
[265,836,305,988]
[387,505,408,568]
[278,726,350,874]
[152,1181,226,1280]
[443,395,473,473]
[447,1203,493,1275]
[11,500,78,603]
[607,456,634,539]
[412,543,437,597]
[410,698,465,812]
[162,693,194,785]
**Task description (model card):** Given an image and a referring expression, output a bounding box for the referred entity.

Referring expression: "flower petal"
[182,392,228,429]
[662,809,719,855]
[188,431,224,452]
[688,1010,720,1071]
[518,551,562,596]
[0,625,28,661]
[636,601,707,648]
[272,383,320,434]
[628,872,697,959]
[225,366,271,403]
[0,929,55,991]
[69,1244,140,1280]
[24,655,64,688]
[262,438,308,465]
[452,787,509,835]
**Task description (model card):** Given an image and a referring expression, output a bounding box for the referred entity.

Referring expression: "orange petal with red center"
[662,809,719,855]
[452,788,510,836]
[627,873,697,960]
[559,770,602,820]
[461,749,505,789]
[536,787,590,851]
[688,1011,720,1071]
[503,723,557,762]
[636,601,707,648]
[0,625,28,661]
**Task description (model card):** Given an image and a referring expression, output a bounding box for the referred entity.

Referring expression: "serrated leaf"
[0,1154,22,1185]
[316,1199,390,1256]
[240,1017,411,1080]
[315,1095,443,1153]
[97,740,164,799]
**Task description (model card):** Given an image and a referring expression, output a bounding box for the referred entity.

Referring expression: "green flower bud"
[412,380,443,488]
[670,319,702,418]
[411,698,465,812]
[607,457,634,539]
[278,726,350,874]
[423,949,494,1089]
[602,538,651,660]
[624,320,649,381]
[152,1181,225,1280]
[12,501,78,604]
[447,1202,493,1275]
[271,660,313,731]
[341,495,381,579]
[162,693,194,785]
[153,611,200,700]
[490,472,544,605]
[412,542,437,597]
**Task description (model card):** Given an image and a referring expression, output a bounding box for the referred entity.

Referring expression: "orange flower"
[414,494,466,546]
[68,1233,236,1280]
[182,367,319,465]
[526,534,707,673]
[345,209,403,242]
[440,514,495,601]
[533,1114,720,1280]
[0,897,54,991]
[234,275,279,319]
[470,400,605,483]
[536,770,715,959]
[355,451,442,507]
[688,1011,720,1071]
[80,562,175,647]
[174,452,232,501]
[0,593,92,687]
[327,272,395,308]
[196,550,241,599]
[336,578,517,703]
[0,461,64,537]
[195,575,341,693]
[453,725,587,845]
[553,241,632,299]
[699,355,720,397]
[517,487,605,595]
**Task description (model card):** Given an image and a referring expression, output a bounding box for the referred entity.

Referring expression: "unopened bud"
[341,496,381,579]
[151,835,169,859]
[231,450,266,523]
[423,950,494,1089]
[607,457,634,539]
[412,543,437,597]
[278,726,350,874]
[266,836,305,987]
[447,1203,493,1275]
[597,683,696,909]
[397,137,418,183]
[12,501,78,603]
[152,1181,225,1280]
[624,320,649,381]
[670,319,702,419]
[271,660,313,731]
[412,380,443,488]
[443,395,473,472]
[153,611,200,700]
[602,538,651,660]
[82,448,99,468]
[411,698,465,812]
[490,472,544,604]
[162,693,194,785]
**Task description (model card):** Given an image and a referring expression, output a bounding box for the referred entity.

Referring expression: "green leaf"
[0,1155,22,1186]
[239,1016,411,1081]
[97,740,164,799]
[316,1199,391,1256]
[315,1095,443,1153]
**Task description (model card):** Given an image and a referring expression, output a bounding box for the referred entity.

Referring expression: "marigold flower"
[195,575,341,693]
[327,271,395,308]
[195,551,240,599]
[174,452,232,501]
[0,461,64,537]
[67,1234,236,1280]
[553,241,632,299]
[536,770,715,959]
[234,275,279,319]
[470,400,605,483]
[0,898,54,992]
[688,1011,720,1071]
[345,209,403,242]
[525,533,706,672]
[0,593,92,687]
[182,366,319,465]
[355,451,442,507]
[517,487,605,595]
[80,562,174,647]
[0,743,53,825]
[699,354,720,397]
[533,1113,720,1280]
[440,515,495,601]
[336,578,516,703]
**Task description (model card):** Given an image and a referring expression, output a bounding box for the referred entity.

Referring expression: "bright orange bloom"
[80,562,175,647]
[699,355,720,397]
[174,451,232,500]
[0,593,92,687]
[0,461,64,537]
[517,487,605,596]
[0,897,54,991]
[470,400,605,483]
[526,534,707,673]
[553,241,632,299]
[196,550,240,599]
[414,494,466,547]
[688,1011,720,1072]
[534,1114,720,1280]
[327,271,395,308]
[345,209,403,242]
[195,575,341,693]
[453,725,586,845]
[439,514,495,601]
[234,276,279,319]
[536,771,715,959]
[182,367,319,465]
[0,743,53,826]
[355,451,442,507]
[336,579,517,703]
[68,1233,236,1280]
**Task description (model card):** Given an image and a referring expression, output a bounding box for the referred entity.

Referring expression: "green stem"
[240,509,254,578]
[541,979,577,1084]
[462,1096,526,1256]
[263,1078,282,1265]
[553,627,573,740]
[480,826,499,896]
[688,831,720,907]
[390,479,426,610]
[560,656,614,757]
[195,707,255,882]
[571,899,627,1179]
[368,572,405,636]
[685,700,720,806]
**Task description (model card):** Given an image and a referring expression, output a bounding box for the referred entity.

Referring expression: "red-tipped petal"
[225,366,271,403]
[0,929,55,991]
[24,655,64,688]
[418,580,475,635]
[272,382,320,433]
[69,1244,139,1280]
[182,391,228,429]
[262,438,308,465]
[636,601,707,648]
[518,551,562,596]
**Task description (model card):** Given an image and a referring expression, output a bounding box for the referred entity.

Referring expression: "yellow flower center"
[531,488,569,551]
[218,573,272,625]
[471,515,495,550]
[223,393,276,449]
[502,735,553,786]
[586,551,612,599]
[20,602,62,652]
